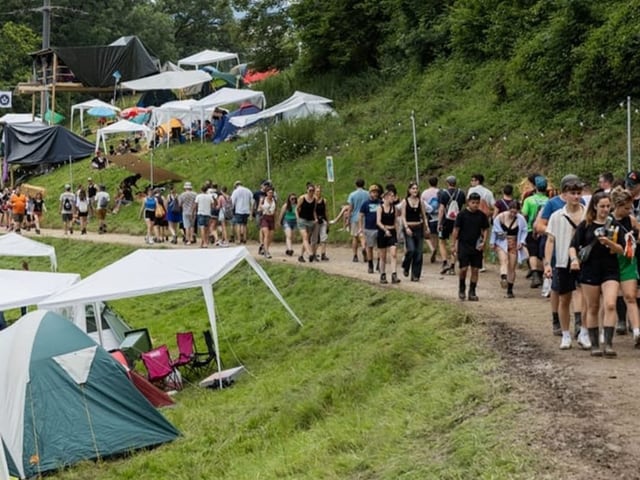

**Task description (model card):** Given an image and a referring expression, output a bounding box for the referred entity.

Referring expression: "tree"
[0,22,40,111]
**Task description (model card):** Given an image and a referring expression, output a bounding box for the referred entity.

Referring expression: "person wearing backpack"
[95,185,110,234]
[437,175,465,275]
[421,176,441,263]
[521,176,550,289]
[59,184,76,235]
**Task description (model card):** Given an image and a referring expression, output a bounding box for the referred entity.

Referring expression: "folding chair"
[191,330,217,376]
[141,345,182,391]
[173,332,196,369]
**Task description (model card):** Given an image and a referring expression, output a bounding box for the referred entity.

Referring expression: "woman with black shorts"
[376,189,401,284]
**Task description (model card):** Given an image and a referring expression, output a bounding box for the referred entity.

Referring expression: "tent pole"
[68,155,73,189]
[202,284,224,389]
[94,302,104,346]
[265,127,271,181]
[411,110,419,186]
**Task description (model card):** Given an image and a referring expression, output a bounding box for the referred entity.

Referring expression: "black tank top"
[315,198,327,221]
[500,216,519,236]
[380,205,396,229]
[405,200,422,223]
[298,196,316,221]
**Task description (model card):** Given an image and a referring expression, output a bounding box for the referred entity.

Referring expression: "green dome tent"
[0,310,179,479]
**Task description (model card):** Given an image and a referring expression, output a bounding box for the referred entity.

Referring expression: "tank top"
[298,196,315,221]
[284,205,297,222]
[260,197,276,216]
[500,215,519,236]
[144,196,156,210]
[315,198,327,221]
[380,205,396,229]
[405,199,422,223]
[33,199,44,213]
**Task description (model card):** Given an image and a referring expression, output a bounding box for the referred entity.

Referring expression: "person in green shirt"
[521,176,550,288]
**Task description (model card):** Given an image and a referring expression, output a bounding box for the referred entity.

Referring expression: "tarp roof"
[192,87,266,111]
[178,50,239,68]
[46,36,159,88]
[121,70,212,91]
[70,99,121,131]
[0,233,57,270]
[0,114,42,124]
[40,247,302,388]
[4,124,94,166]
[95,120,152,153]
[0,270,79,310]
[230,91,335,129]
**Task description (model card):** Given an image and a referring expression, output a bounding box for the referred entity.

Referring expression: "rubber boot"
[616,296,627,335]
[603,326,617,357]
[588,327,602,357]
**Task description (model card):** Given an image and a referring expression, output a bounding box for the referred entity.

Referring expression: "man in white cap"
[179,181,197,244]
[59,184,76,235]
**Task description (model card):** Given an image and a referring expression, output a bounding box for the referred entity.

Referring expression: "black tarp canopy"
[4,123,95,165]
[40,36,159,88]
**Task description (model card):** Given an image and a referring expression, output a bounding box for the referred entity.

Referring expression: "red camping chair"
[141,345,182,390]
[173,332,196,370]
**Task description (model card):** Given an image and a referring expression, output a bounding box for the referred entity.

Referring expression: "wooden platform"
[199,366,246,389]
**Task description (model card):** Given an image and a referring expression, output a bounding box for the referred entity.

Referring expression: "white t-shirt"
[195,193,213,216]
[59,192,75,213]
[546,205,586,268]
[468,184,495,209]
[95,191,110,209]
[231,185,253,215]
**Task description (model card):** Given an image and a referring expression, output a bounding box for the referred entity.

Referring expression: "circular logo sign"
[0,94,10,107]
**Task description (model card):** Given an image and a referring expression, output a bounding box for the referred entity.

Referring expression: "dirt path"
[28,228,640,478]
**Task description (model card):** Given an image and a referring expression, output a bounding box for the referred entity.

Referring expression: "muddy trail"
[28,228,640,479]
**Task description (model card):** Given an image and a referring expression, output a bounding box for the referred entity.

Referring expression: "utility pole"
[40,0,52,120]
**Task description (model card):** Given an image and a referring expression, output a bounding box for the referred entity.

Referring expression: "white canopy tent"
[191,88,266,142]
[0,270,79,311]
[151,99,199,128]
[121,70,212,91]
[230,91,336,129]
[39,247,303,387]
[0,114,43,124]
[69,99,121,132]
[178,50,240,69]
[95,119,153,154]
[0,233,57,271]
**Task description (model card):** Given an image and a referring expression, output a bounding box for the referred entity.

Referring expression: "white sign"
[326,156,335,183]
[0,92,11,109]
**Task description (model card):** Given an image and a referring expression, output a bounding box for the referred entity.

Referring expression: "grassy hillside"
[0,239,536,479]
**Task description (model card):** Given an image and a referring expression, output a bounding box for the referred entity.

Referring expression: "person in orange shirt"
[9,185,27,233]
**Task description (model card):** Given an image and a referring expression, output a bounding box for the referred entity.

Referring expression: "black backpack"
[63,196,72,211]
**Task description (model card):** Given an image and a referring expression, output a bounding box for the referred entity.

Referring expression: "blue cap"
[534,176,547,190]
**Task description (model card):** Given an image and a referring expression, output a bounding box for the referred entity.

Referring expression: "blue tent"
[213,103,261,144]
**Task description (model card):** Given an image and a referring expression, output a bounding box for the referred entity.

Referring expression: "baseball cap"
[626,171,640,188]
[64,184,71,190]
[446,175,457,185]
[184,181,192,189]
[534,176,547,190]
[560,174,583,191]
[368,184,380,193]
[234,180,242,187]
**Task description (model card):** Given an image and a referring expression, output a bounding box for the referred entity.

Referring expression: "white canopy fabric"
[230,91,336,129]
[39,247,302,387]
[0,270,80,311]
[70,99,121,132]
[95,119,152,153]
[0,114,42,124]
[151,99,199,128]
[121,70,212,91]
[0,233,57,271]
[178,50,239,68]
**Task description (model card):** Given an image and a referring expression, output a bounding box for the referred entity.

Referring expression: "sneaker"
[352,255,358,263]
[577,331,592,350]
[391,273,401,284]
[468,292,479,301]
[591,347,603,357]
[604,345,617,358]
[298,256,305,263]
[321,254,329,261]
[616,320,627,335]
[458,290,466,300]
[530,271,542,288]
[560,336,572,350]
[35,229,40,234]
[309,255,315,263]
[411,276,419,282]
[500,276,508,289]
[552,321,562,336]
[506,292,515,299]
[265,253,272,259]
[380,273,388,284]
[403,269,409,278]
[479,267,487,273]
[440,263,450,275]
[448,266,456,275]
[258,244,265,255]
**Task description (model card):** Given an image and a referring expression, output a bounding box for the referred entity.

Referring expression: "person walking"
[75,188,89,235]
[311,184,330,261]
[59,184,76,235]
[230,180,253,244]
[437,176,466,275]
[95,185,110,234]
[451,192,489,301]
[296,183,317,262]
[490,200,528,298]
[347,179,369,262]
[521,176,550,288]
[195,185,214,248]
[139,187,156,244]
[569,190,624,356]
[358,184,382,274]
[278,193,298,256]
[258,186,277,258]
[401,181,429,282]
[421,176,440,263]
[179,182,197,244]
[166,186,181,244]
[376,189,401,284]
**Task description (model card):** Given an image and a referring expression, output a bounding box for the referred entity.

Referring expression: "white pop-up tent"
[121,70,212,91]
[0,114,43,125]
[178,49,240,69]
[230,91,336,129]
[0,270,79,311]
[151,99,199,128]
[39,247,302,387]
[70,99,121,132]
[0,233,57,271]
[95,119,153,154]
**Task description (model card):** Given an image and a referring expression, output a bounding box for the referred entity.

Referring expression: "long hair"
[610,185,633,208]
[285,193,297,211]
[585,189,609,225]
[405,181,418,199]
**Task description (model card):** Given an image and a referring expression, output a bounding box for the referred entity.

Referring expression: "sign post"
[326,155,335,217]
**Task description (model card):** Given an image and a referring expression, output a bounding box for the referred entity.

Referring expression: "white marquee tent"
[121,70,212,91]
[39,247,303,386]
[178,50,240,69]
[0,114,43,125]
[0,270,79,311]
[0,233,57,271]
[69,99,121,132]
[95,119,153,154]
[151,99,199,128]
[230,91,336,129]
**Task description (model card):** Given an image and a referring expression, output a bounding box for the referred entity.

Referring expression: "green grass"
[2,238,537,479]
